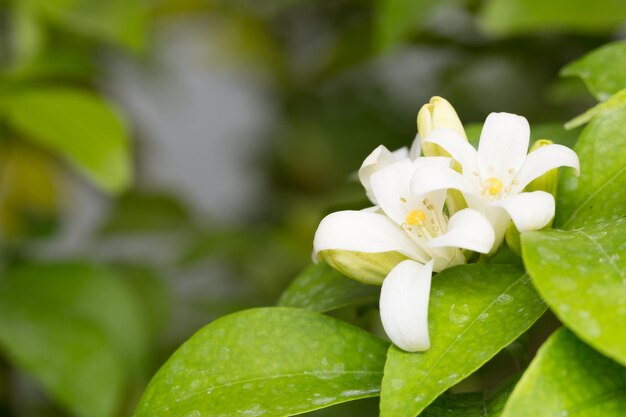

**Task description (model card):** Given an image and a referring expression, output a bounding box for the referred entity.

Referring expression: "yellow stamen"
[484,177,503,196]
[406,209,426,226]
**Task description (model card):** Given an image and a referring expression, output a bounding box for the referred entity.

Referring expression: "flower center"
[406,209,426,226]
[483,177,503,197]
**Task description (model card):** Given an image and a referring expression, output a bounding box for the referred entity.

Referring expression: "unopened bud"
[317,250,407,285]
[417,96,467,157]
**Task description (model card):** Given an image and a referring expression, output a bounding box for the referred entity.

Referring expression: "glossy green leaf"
[561,41,626,100]
[523,106,626,365]
[555,106,626,227]
[380,264,546,417]
[32,0,149,51]
[277,262,379,312]
[502,328,626,417]
[522,189,626,365]
[565,88,626,129]
[0,88,132,194]
[134,308,389,417]
[0,263,149,417]
[422,377,517,417]
[480,0,626,36]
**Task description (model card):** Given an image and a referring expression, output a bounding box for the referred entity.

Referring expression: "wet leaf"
[501,328,626,417]
[134,308,389,417]
[380,264,545,417]
[523,107,626,365]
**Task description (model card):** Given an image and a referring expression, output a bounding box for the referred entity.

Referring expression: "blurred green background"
[0,0,624,416]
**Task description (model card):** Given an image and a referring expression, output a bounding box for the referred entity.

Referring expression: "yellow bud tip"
[406,209,426,226]
[484,177,504,196]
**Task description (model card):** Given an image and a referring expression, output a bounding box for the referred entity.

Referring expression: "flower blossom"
[413,113,580,251]
[314,149,495,351]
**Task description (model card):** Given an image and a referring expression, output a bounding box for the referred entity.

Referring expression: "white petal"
[369,159,416,225]
[380,260,433,352]
[423,129,479,180]
[428,209,495,254]
[392,146,410,161]
[490,191,555,233]
[411,165,476,198]
[477,113,530,180]
[313,210,428,262]
[411,157,453,213]
[513,144,580,192]
[358,145,397,203]
[409,133,421,160]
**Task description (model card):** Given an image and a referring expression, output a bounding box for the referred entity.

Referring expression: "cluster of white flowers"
[313,97,580,352]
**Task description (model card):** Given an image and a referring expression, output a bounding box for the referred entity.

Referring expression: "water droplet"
[448,303,471,326]
[312,397,336,405]
[496,294,513,305]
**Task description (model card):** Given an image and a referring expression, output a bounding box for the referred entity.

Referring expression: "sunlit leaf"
[501,328,626,417]
[0,263,149,417]
[561,41,626,101]
[380,264,546,417]
[134,308,389,417]
[0,88,132,194]
[277,263,379,312]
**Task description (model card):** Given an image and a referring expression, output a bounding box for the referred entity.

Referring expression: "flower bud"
[417,96,467,157]
[317,250,407,285]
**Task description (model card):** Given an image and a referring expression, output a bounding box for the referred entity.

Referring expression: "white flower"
[314,154,495,351]
[413,112,580,250]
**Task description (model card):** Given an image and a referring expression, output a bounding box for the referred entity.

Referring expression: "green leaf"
[522,107,626,366]
[561,41,626,101]
[134,308,389,417]
[501,328,626,417]
[421,377,517,417]
[374,0,442,51]
[0,262,149,417]
[556,106,626,227]
[565,88,626,129]
[277,263,380,312]
[32,0,149,51]
[480,0,626,36]
[522,204,626,365]
[380,264,546,417]
[0,88,132,194]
